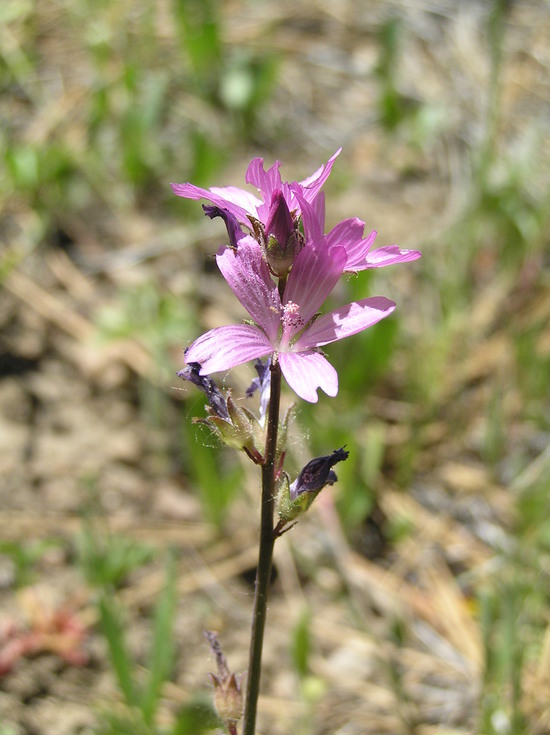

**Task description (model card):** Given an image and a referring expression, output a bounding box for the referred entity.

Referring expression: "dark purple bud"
[290,447,349,500]
[260,190,305,277]
[178,361,230,420]
[203,205,242,250]
[264,190,294,248]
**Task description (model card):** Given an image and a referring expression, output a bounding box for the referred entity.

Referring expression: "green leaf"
[98,595,138,708]
[141,552,178,724]
[291,608,311,679]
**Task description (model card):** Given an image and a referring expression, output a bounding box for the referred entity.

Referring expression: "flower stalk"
[174,150,421,735]
[242,359,282,735]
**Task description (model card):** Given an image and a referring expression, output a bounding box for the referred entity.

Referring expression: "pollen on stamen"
[282,300,304,330]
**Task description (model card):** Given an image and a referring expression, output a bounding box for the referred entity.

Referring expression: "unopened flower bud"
[259,190,305,277]
[265,190,293,247]
[277,448,349,524]
[290,447,349,500]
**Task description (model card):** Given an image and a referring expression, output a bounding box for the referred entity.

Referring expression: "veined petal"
[298,148,342,201]
[284,243,347,328]
[216,237,282,340]
[294,296,396,350]
[326,218,377,270]
[209,186,262,218]
[361,245,422,269]
[310,191,326,233]
[170,183,260,224]
[186,325,273,374]
[279,351,338,403]
[292,187,324,243]
[245,158,283,199]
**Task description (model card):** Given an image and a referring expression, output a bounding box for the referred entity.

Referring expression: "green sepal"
[194,395,265,463]
[227,395,265,460]
[277,472,320,524]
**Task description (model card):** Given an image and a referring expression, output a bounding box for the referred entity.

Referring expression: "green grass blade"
[98,595,138,708]
[141,552,178,724]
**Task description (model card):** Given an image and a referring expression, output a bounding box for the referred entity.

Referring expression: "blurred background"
[1,0,550,733]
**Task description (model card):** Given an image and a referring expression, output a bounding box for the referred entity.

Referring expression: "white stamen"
[282,300,304,330]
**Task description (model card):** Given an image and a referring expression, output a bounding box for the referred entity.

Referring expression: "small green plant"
[77,521,155,590]
[97,558,176,727]
[94,553,215,734]
[0,539,62,587]
[479,582,528,735]
[77,519,219,733]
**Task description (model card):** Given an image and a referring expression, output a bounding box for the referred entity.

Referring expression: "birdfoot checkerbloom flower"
[184,236,395,402]
[173,152,420,403]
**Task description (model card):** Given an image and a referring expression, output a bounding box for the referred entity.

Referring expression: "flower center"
[278,300,305,352]
[281,300,304,331]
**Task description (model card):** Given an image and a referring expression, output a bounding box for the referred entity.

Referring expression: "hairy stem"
[242,359,282,735]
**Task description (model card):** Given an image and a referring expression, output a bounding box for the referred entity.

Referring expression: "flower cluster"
[172,150,420,403]
[172,151,420,403]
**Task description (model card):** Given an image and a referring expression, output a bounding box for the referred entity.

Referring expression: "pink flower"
[172,150,421,273]
[171,150,341,230]
[176,151,421,402]
[185,235,395,403]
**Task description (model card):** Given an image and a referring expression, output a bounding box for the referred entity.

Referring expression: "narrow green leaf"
[291,608,311,679]
[141,552,178,724]
[98,595,138,708]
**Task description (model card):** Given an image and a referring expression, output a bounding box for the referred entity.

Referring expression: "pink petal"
[216,237,282,341]
[326,218,377,271]
[284,243,347,328]
[245,158,283,198]
[361,245,422,269]
[311,191,326,232]
[170,183,260,224]
[186,325,273,374]
[294,297,396,350]
[279,351,338,403]
[298,148,342,201]
[210,186,262,217]
[291,187,324,243]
